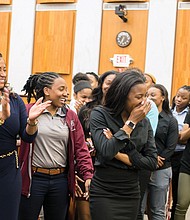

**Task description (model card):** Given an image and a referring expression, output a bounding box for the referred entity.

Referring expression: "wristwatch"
[125,120,136,130]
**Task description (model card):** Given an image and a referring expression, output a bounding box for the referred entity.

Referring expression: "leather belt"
[32,166,66,175]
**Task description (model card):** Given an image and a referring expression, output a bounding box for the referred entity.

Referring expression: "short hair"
[86,72,99,82]
[22,72,60,103]
[72,72,90,85]
[104,69,146,116]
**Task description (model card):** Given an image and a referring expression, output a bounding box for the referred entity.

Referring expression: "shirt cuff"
[114,129,130,141]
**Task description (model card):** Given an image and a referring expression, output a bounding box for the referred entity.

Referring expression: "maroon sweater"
[19,104,94,198]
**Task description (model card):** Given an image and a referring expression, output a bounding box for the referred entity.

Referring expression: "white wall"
[8,0,36,94]
[73,0,103,75]
[145,0,177,97]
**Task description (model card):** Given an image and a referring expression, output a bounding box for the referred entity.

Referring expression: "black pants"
[0,154,21,220]
[19,172,69,220]
[137,169,151,220]
[170,151,183,220]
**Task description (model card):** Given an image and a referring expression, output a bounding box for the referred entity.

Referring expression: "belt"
[32,166,66,175]
[0,150,19,168]
[0,150,15,158]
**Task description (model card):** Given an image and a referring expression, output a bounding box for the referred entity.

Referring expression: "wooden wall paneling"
[0,0,11,4]
[171,9,190,99]
[0,12,11,66]
[104,0,148,3]
[99,8,148,74]
[32,10,76,97]
[37,0,76,3]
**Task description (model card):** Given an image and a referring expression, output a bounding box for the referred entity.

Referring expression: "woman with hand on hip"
[89,69,158,220]
[19,72,93,220]
[0,53,51,220]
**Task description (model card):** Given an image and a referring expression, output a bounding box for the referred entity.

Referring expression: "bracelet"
[0,118,5,126]
[27,118,38,126]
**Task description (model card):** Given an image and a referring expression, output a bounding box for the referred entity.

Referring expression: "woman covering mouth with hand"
[89,69,158,220]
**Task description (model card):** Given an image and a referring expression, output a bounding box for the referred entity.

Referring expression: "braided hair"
[22,72,60,103]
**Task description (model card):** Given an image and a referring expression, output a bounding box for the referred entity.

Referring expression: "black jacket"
[90,106,158,171]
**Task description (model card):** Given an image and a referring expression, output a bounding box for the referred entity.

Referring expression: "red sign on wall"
[110,54,133,67]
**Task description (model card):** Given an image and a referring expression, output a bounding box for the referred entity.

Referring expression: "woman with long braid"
[19,72,93,220]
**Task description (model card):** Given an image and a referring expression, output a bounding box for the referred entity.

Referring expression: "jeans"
[148,167,172,220]
[174,172,190,220]
[19,172,69,220]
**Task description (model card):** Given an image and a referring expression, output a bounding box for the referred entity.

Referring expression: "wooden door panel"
[104,0,148,2]
[32,10,76,75]
[0,12,11,64]
[171,10,190,98]
[99,9,148,74]
[37,0,76,3]
[0,0,11,4]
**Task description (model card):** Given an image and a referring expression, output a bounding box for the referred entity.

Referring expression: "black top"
[0,95,37,154]
[90,106,158,171]
[155,111,178,170]
[78,104,91,139]
[180,110,190,175]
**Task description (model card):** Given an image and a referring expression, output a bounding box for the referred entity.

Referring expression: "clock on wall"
[116,31,132,48]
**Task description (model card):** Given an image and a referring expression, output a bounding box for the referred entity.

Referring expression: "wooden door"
[104,0,148,2]
[0,12,11,65]
[99,2,149,74]
[32,10,76,97]
[0,0,11,4]
[171,2,190,99]
[37,0,76,3]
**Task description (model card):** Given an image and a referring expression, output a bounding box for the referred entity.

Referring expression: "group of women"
[1,50,190,220]
[0,54,93,220]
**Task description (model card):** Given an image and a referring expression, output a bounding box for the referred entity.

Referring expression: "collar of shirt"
[172,106,189,115]
[159,110,168,119]
[43,107,66,118]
